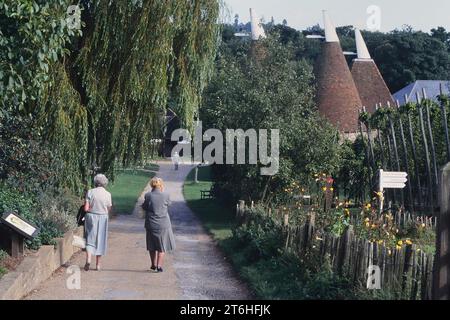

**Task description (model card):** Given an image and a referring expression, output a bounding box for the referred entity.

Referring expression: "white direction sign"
[379,170,408,190]
[378,170,408,212]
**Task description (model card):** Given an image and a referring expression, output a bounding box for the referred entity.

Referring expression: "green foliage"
[76,0,221,176]
[262,24,450,94]
[355,97,450,208]
[229,208,359,300]
[0,184,78,250]
[202,35,341,204]
[183,165,235,240]
[0,108,66,193]
[0,0,79,111]
[0,249,7,278]
[334,138,370,204]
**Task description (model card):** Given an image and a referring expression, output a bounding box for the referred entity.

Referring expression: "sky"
[223,0,450,33]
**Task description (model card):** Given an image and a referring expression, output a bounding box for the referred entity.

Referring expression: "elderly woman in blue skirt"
[83,174,112,271]
[142,177,175,272]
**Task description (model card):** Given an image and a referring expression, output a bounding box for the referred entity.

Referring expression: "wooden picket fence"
[348,210,436,230]
[236,201,435,300]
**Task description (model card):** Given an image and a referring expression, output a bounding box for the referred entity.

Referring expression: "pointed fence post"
[433,163,450,300]
[439,83,450,162]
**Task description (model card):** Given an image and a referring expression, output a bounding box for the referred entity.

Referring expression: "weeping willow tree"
[68,0,221,181]
[1,0,221,193]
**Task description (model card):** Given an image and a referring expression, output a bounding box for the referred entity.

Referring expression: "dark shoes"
[150,265,163,273]
[84,263,90,271]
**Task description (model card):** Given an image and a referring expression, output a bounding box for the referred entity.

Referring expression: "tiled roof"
[315,42,362,133]
[393,80,450,104]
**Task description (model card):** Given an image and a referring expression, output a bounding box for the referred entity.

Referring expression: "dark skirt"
[146,227,176,252]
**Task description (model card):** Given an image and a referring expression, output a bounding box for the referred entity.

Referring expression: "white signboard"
[378,170,408,212]
[379,170,408,190]
[1,212,39,239]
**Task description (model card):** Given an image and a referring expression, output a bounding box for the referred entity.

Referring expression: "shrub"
[0,185,78,250]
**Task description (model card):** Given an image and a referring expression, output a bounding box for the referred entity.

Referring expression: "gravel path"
[24,160,251,300]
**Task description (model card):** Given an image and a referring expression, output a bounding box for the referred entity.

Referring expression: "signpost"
[378,170,408,212]
[0,212,40,257]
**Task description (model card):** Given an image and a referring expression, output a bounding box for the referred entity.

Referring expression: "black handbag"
[76,205,86,226]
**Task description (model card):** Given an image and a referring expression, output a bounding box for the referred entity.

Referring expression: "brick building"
[351,29,394,113]
[315,11,362,133]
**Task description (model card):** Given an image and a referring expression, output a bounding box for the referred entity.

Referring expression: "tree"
[0,0,222,192]
[202,36,341,204]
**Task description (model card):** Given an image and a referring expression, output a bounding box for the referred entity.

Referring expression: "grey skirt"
[146,227,176,253]
[84,213,109,256]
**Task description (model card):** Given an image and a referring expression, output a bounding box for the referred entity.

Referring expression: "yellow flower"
[365,222,370,228]
[388,250,392,256]
[330,187,334,192]
[397,240,403,246]
[365,218,370,223]
[421,223,426,228]
[378,240,384,245]
[322,187,327,192]
[375,191,384,198]
[396,245,402,250]
[405,239,413,245]
[371,224,377,229]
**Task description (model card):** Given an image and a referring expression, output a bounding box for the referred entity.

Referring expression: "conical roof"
[315,12,362,133]
[351,29,394,112]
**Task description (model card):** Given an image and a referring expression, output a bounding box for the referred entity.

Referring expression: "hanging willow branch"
[66,0,221,180]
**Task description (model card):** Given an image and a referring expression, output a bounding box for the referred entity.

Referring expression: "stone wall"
[0,227,83,300]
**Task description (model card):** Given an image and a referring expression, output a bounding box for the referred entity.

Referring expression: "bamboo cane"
[376,104,387,169]
[439,83,450,162]
[396,100,415,213]
[416,92,433,209]
[387,101,404,206]
[359,110,373,198]
[363,106,376,171]
[422,89,438,200]
[405,94,423,209]
[386,135,397,204]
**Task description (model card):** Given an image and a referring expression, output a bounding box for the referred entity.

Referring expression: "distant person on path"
[172,151,180,170]
[142,177,176,273]
[84,174,112,272]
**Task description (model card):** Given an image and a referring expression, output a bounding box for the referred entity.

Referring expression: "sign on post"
[0,212,40,257]
[378,170,408,212]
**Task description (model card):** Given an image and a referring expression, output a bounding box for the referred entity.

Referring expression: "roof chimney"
[355,29,372,60]
[250,8,266,41]
[323,10,340,43]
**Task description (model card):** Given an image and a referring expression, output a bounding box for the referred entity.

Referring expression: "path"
[24,160,251,300]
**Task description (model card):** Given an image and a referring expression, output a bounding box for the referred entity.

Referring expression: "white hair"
[94,174,109,187]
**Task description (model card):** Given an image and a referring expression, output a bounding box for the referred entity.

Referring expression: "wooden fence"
[236,201,434,300]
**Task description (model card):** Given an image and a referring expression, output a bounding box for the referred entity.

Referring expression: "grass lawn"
[183,166,235,241]
[109,166,159,215]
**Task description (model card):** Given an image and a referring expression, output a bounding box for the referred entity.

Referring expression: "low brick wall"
[0,226,83,300]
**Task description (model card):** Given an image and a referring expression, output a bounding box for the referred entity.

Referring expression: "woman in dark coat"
[142,177,176,272]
